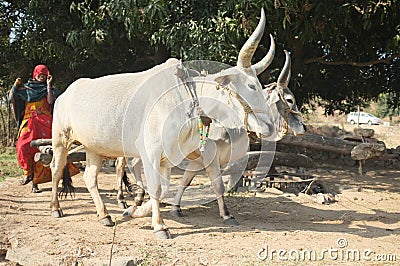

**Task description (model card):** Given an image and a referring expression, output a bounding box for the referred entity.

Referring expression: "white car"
[347,112,382,125]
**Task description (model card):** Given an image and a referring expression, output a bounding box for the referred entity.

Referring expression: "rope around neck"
[175,64,211,151]
[220,85,272,133]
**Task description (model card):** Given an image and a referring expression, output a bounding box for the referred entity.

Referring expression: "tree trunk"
[245,151,314,169]
[276,134,358,155]
[0,108,6,146]
[223,151,314,177]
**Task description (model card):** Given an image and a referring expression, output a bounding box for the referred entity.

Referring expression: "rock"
[354,128,375,138]
[263,187,284,195]
[351,143,385,160]
[314,193,336,204]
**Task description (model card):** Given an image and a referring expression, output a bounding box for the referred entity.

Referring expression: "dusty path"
[0,163,399,265]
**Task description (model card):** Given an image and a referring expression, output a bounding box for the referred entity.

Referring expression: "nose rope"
[276,84,302,137]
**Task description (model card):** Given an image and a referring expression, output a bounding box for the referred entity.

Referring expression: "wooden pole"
[34,152,86,165]
[30,139,52,147]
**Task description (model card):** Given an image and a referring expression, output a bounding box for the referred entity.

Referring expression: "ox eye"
[286,99,294,104]
[248,84,256,90]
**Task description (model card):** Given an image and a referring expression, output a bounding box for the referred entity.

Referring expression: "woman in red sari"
[9,65,79,193]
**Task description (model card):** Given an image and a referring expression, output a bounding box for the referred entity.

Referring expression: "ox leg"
[50,144,68,218]
[131,158,145,206]
[123,198,151,218]
[143,160,170,238]
[84,151,114,226]
[171,168,197,217]
[206,162,239,226]
[122,197,170,239]
[115,157,129,209]
[151,197,171,239]
[152,166,171,238]
[122,159,171,239]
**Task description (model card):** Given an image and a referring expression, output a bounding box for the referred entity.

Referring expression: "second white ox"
[50,9,276,238]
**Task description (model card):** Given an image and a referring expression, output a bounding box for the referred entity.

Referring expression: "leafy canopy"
[0,0,399,115]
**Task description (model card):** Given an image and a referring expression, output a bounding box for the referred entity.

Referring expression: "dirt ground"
[1,124,399,266]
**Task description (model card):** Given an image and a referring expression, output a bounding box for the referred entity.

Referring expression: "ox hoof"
[154,229,172,239]
[171,208,183,217]
[99,215,115,227]
[223,216,239,226]
[122,205,136,217]
[118,201,129,209]
[51,209,64,218]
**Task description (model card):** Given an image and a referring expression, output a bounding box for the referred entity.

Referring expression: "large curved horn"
[253,34,276,75]
[286,63,291,85]
[277,50,291,86]
[237,9,266,69]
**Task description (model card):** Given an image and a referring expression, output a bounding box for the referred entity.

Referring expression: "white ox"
[50,9,276,238]
[117,50,306,225]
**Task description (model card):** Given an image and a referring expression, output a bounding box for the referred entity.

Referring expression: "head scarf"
[10,64,61,128]
[32,64,50,79]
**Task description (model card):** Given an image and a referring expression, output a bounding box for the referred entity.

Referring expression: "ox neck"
[188,78,248,131]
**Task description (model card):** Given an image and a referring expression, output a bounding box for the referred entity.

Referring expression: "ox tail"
[122,170,134,193]
[59,166,75,198]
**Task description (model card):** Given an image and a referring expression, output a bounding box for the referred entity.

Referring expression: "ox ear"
[214,74,237,87]
[264,87,280,105]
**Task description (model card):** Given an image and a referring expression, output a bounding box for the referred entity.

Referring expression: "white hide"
[52,58,273,199]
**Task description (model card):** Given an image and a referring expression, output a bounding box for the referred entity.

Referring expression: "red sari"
[16,97,79,184]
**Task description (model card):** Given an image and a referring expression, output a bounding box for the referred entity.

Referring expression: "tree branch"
[304,53,400,66]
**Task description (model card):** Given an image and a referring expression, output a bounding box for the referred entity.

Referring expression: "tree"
[1,0,399,115]
[376,92,399,120]
[267,0,400,114]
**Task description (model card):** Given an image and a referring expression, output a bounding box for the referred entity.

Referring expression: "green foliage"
[0,0,399,143]
[376,92,400,118]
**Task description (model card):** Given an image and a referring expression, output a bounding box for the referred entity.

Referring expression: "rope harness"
[217,84,272,134]
[175,64,211,151]
[175,63,263,150]
[175,64,297,149]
